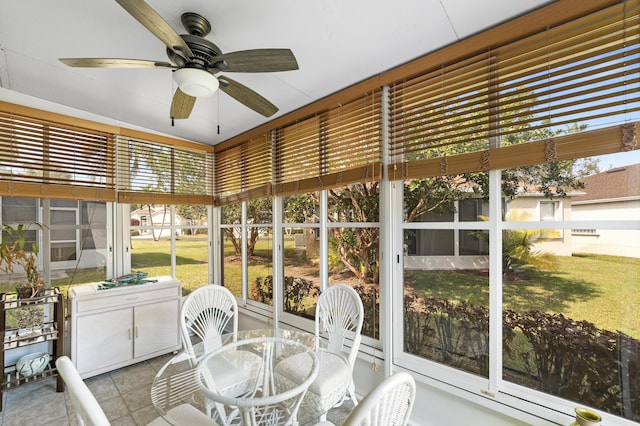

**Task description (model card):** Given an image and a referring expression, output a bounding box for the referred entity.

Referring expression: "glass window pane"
[284,194,319,224]
[502,155,640,421]
[50,201,109,290]
[539,201,556,221]
[51,242,76,262]
[407,229,454,256]
[175,232,209,295]
[459,199,489,222]
[247,198,272,225]
[173,204,209,294]
[248,227,273,305]
[328,183,379,222]
[221,203,241,225]
[130,230,171,279]
[403,175,490,378]
[404,267,490,378]
[283,226,319,318]
[329,227,379,339]
[1,197,37,223]
[459,230,489,256]
[221,224,242,297]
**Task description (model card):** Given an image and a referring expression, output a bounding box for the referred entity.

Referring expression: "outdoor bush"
[403,291,511,375]
[505,310,639,421]
[353,284,379,339]
[251,275,273,304]
[403,293,639,421]
[250,275,318,316]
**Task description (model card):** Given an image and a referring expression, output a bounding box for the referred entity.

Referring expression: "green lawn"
[409,253,640,338]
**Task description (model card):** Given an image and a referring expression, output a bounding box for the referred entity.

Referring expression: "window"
[246,198,273,306]
[500,156,639,420]
[328,182,380,339]
[220,203,242,298]
[0,196,109,294]
[400,176,490,378]
[396,157,639,422]
[281,193,320,319]
[539,201,560,222]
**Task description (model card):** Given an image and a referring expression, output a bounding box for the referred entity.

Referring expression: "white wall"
[572,200,640,258]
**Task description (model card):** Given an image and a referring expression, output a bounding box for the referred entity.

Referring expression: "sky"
[596,150,640,170]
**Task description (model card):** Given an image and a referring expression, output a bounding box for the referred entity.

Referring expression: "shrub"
[402,294,639,421]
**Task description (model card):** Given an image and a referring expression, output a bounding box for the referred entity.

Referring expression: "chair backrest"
[315,284,364,369]
[180,284,238,357]
[55,356,110,426]
[341,372,416,426]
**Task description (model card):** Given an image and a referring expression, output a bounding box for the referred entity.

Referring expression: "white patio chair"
[56,356,110,426]
[277,284,364,423]
[340,372,416,426]
[149,352,221,426]
[180,284,261,425]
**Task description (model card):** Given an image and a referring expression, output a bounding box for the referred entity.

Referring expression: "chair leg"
[348,380,358,406]
[349,387,358,407]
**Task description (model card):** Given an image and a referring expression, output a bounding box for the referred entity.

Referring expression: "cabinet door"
[76,307,133,375]
[134,299,180,358]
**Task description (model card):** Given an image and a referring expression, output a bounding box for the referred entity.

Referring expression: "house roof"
[571,163,640,203]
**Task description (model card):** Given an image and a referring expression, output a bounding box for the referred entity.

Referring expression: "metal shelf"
[0,287,65,411]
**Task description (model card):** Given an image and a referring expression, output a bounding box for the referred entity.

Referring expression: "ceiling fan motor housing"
[166,13,222,69]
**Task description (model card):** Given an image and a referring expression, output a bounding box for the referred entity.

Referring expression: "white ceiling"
[0,0,554,146]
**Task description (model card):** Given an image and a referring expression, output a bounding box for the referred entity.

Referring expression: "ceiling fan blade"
[59,58,174,69]
[210,49,298,73]
[115,0,193,60]
[218,76,278,117]
[170,88,197,119]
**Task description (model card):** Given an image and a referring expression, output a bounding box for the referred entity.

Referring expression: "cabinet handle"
[135,326,138,339]
[128,328,132,340]
[125,297,140,301]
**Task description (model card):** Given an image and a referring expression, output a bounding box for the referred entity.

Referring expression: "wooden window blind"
[116,135,213,205]
[214,134,272,206]
[0,110,115,201]
[389,0,640,180]
[273,90,383,196]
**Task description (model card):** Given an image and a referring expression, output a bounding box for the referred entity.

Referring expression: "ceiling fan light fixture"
[173,68,219,97]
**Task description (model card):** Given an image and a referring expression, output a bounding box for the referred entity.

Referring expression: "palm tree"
[476,210,559,273]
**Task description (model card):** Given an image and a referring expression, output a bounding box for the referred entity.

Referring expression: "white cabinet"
[69,277,182,378]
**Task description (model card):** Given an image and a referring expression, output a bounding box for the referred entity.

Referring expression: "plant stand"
[0,288,65,411]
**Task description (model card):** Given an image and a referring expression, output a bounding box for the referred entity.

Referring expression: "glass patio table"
[151,328,345,426]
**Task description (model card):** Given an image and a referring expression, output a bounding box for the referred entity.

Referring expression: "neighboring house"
[570,164,640,258]
[130,206,185,238]
[505,192,577,257]
[406,192,577,271]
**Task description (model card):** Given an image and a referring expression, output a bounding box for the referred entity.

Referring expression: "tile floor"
[0,353,353,426]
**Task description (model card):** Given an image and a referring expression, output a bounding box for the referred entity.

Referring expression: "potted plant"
[0,223,45,299]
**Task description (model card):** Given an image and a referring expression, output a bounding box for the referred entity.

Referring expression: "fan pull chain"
[217,91,221,135]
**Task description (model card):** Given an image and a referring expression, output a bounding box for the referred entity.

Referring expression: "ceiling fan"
[59,0,298,120]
